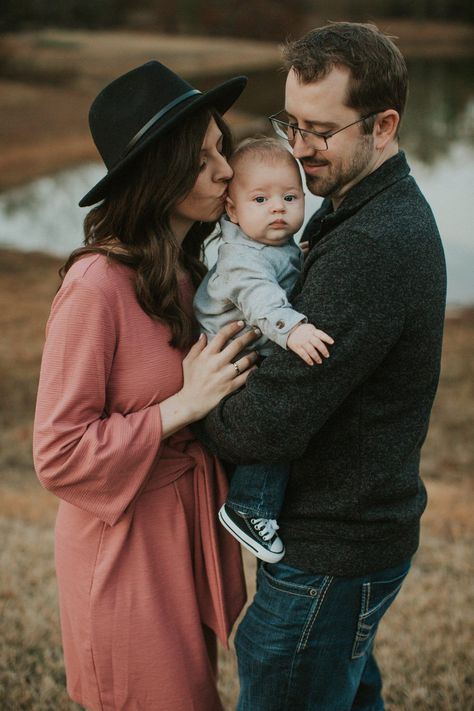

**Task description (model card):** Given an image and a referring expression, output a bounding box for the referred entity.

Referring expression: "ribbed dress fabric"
[33,254,246,711]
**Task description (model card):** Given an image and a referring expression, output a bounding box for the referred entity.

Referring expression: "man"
[199,22,446,710]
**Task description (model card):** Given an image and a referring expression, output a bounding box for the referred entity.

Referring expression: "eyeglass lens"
[271,118,329,150]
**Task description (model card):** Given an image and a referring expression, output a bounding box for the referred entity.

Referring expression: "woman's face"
[170,117,233,243]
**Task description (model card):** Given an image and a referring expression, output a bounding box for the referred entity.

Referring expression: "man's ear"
[225,197,239,224]
[374,110,399,150]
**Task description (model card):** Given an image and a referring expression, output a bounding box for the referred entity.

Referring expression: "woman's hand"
[181,321,259,418]
[159,321,259,437]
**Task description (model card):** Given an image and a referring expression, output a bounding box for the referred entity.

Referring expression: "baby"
[194,137,333,562]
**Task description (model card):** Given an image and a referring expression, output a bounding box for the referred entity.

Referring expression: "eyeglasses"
[268,111,379,151]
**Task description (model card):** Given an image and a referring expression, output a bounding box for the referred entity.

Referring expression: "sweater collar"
[337,150,410,212]
[307,151,410,241]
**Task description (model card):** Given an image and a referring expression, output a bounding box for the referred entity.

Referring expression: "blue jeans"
[235,558,411,711]
[226,463,289,519]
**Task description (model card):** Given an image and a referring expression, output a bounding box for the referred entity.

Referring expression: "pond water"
[0,57,473,305]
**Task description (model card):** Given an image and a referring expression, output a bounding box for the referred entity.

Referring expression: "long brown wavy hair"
[60,108,232,349]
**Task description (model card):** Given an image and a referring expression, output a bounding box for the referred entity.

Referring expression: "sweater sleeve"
[207,244,307,348]
[33,278,163,526]
[198,231,405,463]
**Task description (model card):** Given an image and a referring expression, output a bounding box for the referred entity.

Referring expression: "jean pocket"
[351,568,409,659]
[262,562,330,599]
[237,564,332,656]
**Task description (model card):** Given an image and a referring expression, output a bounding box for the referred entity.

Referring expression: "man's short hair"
[282,22,408,133]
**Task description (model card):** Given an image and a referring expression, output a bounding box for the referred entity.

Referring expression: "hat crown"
[89,61,196,170]
[79,62,246,207]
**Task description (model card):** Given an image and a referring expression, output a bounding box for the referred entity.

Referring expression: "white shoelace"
[251,518,279,541]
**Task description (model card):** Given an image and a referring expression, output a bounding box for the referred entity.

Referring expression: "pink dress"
[33,254,246,711]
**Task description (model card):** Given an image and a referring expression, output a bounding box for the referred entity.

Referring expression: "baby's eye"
[284,194,298,202]
[254,196,266,203]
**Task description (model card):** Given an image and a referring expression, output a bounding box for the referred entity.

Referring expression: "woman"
[33,61,257,711]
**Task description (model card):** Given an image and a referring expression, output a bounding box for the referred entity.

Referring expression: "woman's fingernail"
[237,320,244,326]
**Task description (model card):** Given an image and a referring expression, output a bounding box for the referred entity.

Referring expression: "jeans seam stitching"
[284,645,301,709]
[297,575,333,652]
[352,582,370,659]
[266,581,309,597]
[263,568,312,596]
[359,582,403,619]
[364,581,370,616]
[368,572,408,586]
[226,499,274,518]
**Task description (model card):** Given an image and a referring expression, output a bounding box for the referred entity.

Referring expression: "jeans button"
[309,588,318,597]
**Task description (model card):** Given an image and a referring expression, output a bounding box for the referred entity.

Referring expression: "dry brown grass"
[0,248,473,710]
[0,518,71,711]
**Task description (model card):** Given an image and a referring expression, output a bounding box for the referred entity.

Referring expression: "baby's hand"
[287,323,334,366]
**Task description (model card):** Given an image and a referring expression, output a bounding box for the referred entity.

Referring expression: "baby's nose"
[271,198,285,212]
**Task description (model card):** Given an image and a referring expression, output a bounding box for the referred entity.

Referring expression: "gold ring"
[233,361,241,376]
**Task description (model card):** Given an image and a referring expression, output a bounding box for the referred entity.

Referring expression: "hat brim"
[78,75,247,207]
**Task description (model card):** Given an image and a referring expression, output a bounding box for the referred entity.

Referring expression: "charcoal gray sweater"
[198,151,446,576]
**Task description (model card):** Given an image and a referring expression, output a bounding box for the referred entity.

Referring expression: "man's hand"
[286,323,334,365]
[299,240,310,257]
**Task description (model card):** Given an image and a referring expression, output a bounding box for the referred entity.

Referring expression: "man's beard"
[304,135,374,199]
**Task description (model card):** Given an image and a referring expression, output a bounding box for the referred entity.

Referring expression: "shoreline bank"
[0,246,472,318]
[1,24,473,192]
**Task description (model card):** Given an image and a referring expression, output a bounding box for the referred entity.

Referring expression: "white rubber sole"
[218,505,285,564]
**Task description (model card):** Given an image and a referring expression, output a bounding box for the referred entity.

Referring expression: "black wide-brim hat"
[79,61,247,207]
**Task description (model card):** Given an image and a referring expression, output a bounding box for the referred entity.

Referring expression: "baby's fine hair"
[230,136,301,178]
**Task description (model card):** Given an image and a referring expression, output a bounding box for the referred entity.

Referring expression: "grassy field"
[0,247,472,710]
[1,22,473,711]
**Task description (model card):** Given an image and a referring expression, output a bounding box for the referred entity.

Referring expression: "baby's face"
[226,158,305,246]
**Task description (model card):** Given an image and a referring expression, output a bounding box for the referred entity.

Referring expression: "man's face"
[285,66,377,206]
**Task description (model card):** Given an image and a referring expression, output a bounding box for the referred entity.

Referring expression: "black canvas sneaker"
[218,504,285,563]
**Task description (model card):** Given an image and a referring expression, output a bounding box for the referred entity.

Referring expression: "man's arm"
[198,230,405,463]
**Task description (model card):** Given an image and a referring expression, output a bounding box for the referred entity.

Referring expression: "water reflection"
[403,58,474,163]
[0,164,103,255]
[195,56,474,164]
[0,57,473,306]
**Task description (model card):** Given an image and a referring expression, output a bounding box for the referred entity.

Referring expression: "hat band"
[123,88,202,157]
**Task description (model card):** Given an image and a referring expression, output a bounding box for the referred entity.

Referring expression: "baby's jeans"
[226,462,289,519]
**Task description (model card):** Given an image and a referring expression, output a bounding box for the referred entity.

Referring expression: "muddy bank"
[0,31,279,191]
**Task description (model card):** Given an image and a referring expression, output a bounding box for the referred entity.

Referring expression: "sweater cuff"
[260,308,307,349]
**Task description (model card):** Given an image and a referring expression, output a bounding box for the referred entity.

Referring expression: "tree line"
[1,0,472,35]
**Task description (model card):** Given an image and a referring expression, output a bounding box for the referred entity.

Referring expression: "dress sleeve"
[33,278,163,526]
[208,244,307,348]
